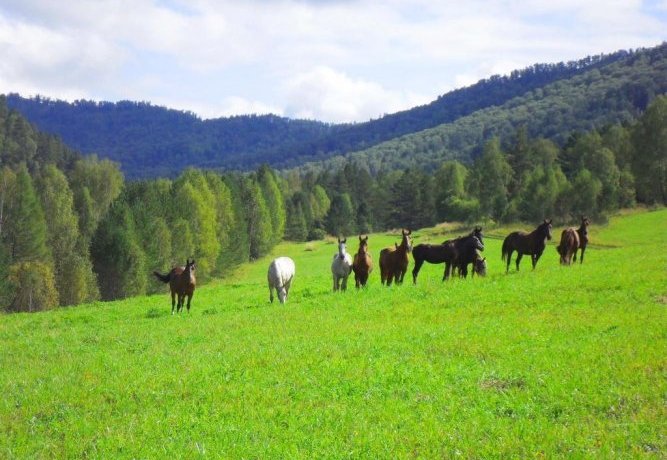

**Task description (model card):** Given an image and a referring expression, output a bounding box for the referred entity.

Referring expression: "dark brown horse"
[502,219,553,273]
[557,228,580,265]
[352,235,373,288]
[412,233,484,283]
[452,226,484,278]
[379,229,412,286]
[573,216,590,264]
[471,251,487,277]
[154,259,196,314]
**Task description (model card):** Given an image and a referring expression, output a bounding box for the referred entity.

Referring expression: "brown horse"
[352,235,373,288]
[573,216,590,264]
[502,219,553,273]
[154,259,196,314]
[379,229,412,286]
[557,228,580,265]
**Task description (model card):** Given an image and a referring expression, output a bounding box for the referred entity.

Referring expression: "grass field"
[1,209,666,458]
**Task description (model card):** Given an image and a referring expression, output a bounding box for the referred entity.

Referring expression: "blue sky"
[1,0,665,123]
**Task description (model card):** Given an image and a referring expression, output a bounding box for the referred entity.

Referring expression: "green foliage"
[631,95,667,204]
[7,261,58,312]
[473,139,513,221]
[243,177,273,260]
[90,202,147,301]
[325,193,356,237]
[3,165,51,263]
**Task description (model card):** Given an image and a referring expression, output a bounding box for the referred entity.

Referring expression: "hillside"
[299,43,667,174]
[1,209,665,457]
[6,44,664,178]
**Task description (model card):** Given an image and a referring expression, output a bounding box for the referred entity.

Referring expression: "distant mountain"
[5,43,666,178]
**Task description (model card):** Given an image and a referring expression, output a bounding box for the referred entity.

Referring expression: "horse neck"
[183,265,195,283]
[338,244,347,258]
[357,244,368,256]
[396,237,409,255]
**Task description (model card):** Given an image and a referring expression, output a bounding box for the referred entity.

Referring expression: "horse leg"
[580,246,586,264]
[171,291,176,314]
[532,250,543,269]
[269,284,274,303]
[443,262,450,281]
[342,275,348,291]
[515,253,523,272]
[186,293,193,312]
[505,250,513,274]
[412,259,424,284]
[332,274,338,292]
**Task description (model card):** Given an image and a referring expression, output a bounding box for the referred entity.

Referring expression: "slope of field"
[1,210,666,457]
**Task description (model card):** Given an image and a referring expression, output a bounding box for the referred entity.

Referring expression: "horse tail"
[153,271,171,283]
[501,236,510,262]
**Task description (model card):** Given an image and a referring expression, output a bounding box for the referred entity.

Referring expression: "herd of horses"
[154,218,590,310]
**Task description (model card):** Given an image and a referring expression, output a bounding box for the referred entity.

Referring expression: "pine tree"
[257,165,286,245]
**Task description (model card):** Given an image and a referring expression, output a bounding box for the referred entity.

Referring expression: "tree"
[242,177,273,260]
[473,138,513,221]
[632,95,667,204]
[7,262,59,312]
[3,165,51,263]
[257,165,286,245]
[90,202,147,300]
[37,165,96,305]
[326,193,356,237]
[284,198,308,241]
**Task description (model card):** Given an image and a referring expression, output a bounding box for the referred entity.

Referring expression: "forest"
[0,91,665,312]
[5,43,666,178]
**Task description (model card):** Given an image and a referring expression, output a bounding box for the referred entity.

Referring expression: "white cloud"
[0,0,665,122]
[285,66,429,123]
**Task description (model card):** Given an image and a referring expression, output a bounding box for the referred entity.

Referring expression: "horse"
[471,251,487,277]
[452,226,484,278]
[153,259,196,314]
[331,237,353,291]
[268,256,295,304]
[501,219,553,273]
[412,233,484,283]
[573,216,590,264]
[557,227,580,265]
[352,235,372,288]
[379,229,412,286]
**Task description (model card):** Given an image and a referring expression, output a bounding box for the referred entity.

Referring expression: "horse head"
[337,237,347,259]
[472,235,484,251]
[358,235,369,254]
[471,226,484,245]
[473,255,487,277]
[401,229,413,253]
[541,219,553,240]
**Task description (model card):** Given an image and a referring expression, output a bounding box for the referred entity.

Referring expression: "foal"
[573,216,590,264]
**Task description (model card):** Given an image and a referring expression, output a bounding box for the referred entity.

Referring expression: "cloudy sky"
[1,1,666,123]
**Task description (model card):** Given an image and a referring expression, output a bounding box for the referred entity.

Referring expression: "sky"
[1,1,666,124]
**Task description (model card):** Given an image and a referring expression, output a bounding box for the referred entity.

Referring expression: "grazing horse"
[379,229,412,286]
[352,235,373,288]
[331,237,353,291]
[557,227,580,265]
[412,233,484,283]
[573,216,590,264]
[153,259,196,314]
[453,226,484,278]
[470,251,487,277]
[502,219,553,273]
[268,257,295,304]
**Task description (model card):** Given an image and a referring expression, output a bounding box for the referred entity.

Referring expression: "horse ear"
[342,238,346,244]
[548,219,553,224]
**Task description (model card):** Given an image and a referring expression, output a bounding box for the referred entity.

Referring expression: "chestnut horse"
[379,229,412,286]
[154,259,196,314]
[352,235,373,288]
[573,216,590,264]
[557,227,580,265]
[502,219,553,273]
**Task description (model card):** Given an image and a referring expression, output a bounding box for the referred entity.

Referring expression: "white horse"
[268,257,295,304]
[331,237,353,291]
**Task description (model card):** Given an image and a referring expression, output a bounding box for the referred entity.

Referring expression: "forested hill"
[6,44,664,178]
[298,42,667,175]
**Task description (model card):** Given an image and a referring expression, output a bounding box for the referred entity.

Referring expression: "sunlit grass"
[1,209,665,458]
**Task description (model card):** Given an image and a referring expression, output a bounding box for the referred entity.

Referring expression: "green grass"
[1,209,666,458]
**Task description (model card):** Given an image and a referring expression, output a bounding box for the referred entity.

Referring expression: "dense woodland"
[0,92,665,313]
[6,44,666,178]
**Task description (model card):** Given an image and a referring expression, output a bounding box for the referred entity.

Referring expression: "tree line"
[1,95,664,312]
[7,44,665,178]
[283,95,666,240]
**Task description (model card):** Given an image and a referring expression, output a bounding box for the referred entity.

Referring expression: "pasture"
[1,209,666,458]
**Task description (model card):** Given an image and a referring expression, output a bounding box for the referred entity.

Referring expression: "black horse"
[573,216,590,264]
[412,232,484,283]
[501,219,553,273]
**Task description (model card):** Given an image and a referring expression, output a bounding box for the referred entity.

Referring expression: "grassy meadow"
[1,209,666,458]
